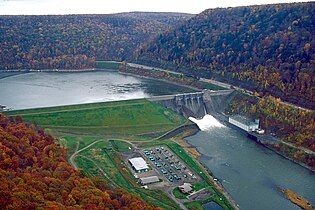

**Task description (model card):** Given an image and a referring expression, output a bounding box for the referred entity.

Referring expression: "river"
[188,115,314,210]
[1,70,314,209]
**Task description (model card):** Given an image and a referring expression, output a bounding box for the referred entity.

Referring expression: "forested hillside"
[226,93,315,168]
[0,13,192,70]
[113,12,193,27]
[137,3,315,108]
[0,113,158,209]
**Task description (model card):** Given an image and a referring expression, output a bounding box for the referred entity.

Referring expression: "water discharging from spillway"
[187,114,315,210]
[189,114,225,131]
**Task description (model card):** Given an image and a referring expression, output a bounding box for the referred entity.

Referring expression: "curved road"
[69,139,106,170]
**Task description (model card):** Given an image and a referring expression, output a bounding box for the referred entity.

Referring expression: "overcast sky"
[0,0,313,15]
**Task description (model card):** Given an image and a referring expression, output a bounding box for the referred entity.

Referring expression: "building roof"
[129,157,149,171]
[140,176,159,185]
[179,183,193,193]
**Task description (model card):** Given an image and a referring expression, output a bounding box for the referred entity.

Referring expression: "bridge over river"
[147,89,236,119]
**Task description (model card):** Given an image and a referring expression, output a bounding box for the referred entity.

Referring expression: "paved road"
[68,138,187,209]
[201,78,312,111]
[251,132,314,156]
[128,62,312,112]
[69,141,80,169]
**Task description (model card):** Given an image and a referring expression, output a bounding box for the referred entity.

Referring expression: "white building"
[129,157,149,173]
[139,176,159,185]
[179,183,193,194]
[228,115,259,132]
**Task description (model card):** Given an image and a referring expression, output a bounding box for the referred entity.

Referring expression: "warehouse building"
[228,115,259,132]
[129,157,149,173]
[139,176,159,185]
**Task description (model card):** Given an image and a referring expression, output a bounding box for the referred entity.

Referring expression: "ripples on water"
[0,71,194,110]
[186,115,314,210]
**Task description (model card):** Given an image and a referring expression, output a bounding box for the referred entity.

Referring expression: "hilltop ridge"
[137,2,315,108]
[0,12,192,70]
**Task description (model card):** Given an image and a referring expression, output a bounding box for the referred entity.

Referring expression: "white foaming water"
[189,114,225,131]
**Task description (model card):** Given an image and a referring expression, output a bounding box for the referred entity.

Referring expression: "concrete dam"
[148,89,236,119]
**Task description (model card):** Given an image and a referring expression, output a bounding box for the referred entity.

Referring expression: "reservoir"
[1,70,314,209]
[0,70,194,110]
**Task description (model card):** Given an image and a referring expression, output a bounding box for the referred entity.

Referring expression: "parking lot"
[141,146,200,184]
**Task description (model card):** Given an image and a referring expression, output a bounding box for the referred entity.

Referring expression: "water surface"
[186,117,314,210]
[1,70,314,209]
[0,70,194,110]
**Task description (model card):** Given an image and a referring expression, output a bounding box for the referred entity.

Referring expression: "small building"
[139,176,159,185]
[129,157,149,173]
[179,183,193,194]
[228,115,259,132]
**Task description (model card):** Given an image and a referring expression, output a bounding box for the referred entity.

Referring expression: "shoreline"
[223,116,315,173]
[176,126,240,210]
[3,66,312,208]
[122,66,314,173]
[4,66,312,172]
[262,143,315,173]
[181,123,314,210]
[0,68,96,72]
[120,71,202,92]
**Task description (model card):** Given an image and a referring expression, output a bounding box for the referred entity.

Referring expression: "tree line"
[0,13,191,70]
[0,113,158,209]
[226,93,315,169]
[137,2,315,109]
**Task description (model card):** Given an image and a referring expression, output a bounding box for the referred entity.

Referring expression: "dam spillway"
[148,89,236,118]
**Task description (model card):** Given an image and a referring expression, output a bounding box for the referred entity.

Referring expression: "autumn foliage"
[0,113,157,209]
[0,13,191,70]
[137,2,315,109]
[226,93,315,168]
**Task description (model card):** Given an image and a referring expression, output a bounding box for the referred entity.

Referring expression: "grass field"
[6,99,187,136]
[75,140,180,209]
[96,61,121,69]
[5,99,233,210]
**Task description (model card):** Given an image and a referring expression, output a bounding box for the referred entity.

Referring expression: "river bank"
[262,142,315,173]
[119,63,315,173]
[218,113,315,173]
[2,68,313,209]
[135,66,315,209]
[0,68,96,72]
[184,122,315,210]
[4,64,312,174]
[173,126,240,210]
[0,68,97,80]
[278,187,314,210]
[120,71,202,92]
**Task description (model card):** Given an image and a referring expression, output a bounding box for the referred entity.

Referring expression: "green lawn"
[198,81,227,90]
[109,140,132,152]
[5,99,234,209]
[173,187,188,199]
[167,142,208,180]
[164,142,233,210]
[76,141,179,209]
[96,61,121,69]
[6,99,187,136]
[192,180,214,192]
